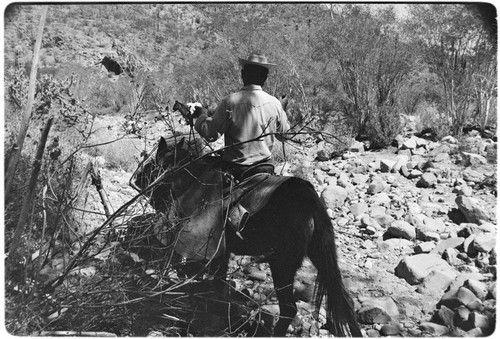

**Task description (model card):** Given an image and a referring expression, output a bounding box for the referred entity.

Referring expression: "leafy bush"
[416,103,452,139]
[364,106,403,149]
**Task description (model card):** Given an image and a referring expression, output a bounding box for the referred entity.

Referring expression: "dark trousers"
[219,159,275,182]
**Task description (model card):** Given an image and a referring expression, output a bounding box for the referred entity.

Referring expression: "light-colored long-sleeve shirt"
[195,85,290,165]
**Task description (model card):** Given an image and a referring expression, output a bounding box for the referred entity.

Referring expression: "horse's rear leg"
[269,255,302,336]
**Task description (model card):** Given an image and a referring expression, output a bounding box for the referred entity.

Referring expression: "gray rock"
[419,322,449,335]
[380,238,413,251]
[462,168,485,183]
[394,134,405,148]
[405,213,426,228]
[316,149,330,161]
[293,281,315,303]
[418,269,457,294]
[402,138,417,150]
[414,241,436,253]
[369,192,391,206]
[433,152,451,163]
[431,305,455,327]
[419,231,441,242]
[387,220,416,240]
[455,305,471,325]
[380,323,402,336]
[350,201,369,218]
[431,237,465,255]
[367,180,388,194]
[485,143,497,163]
[478,222,496,233]
[463,234,479,257]
[466,327,484,337]
[365,329,380,337]
[357,297,399,324]
[321,185,348,210]
[393,155,409,173]
[373,214,395,228]
[360,215,382,231]
[380,159,397,173]
[349,140,365,153]
[411,147,426,156]
[409,169,423,178]
[395,253,454,285]
[420,217,446,233]
[406,202,423,215]
[458,224,482,238]
[369,205,387,218]
[417,172,437,188]
[456,184,474,196]
[442,247,462,265]
[469,311,492,332]
[464,279,489,300]
[439,286,480,309]
[400,165,411,178]
[462,152,487,167]
[337,172,351,187]
[472,233,496,253]
[441,135,458,144]
[455,196,490,224]
[397,148,413,159]
[352,173,369,185]
[357,306,392,324]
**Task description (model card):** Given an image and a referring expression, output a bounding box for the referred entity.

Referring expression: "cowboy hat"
[238,52,276,70]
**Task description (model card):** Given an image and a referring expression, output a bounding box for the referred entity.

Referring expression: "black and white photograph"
[3,1,497,337]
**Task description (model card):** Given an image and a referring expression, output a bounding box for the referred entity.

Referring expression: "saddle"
[171,166,291,260]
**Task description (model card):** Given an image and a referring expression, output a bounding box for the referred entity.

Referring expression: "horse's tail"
[307,199,362,337]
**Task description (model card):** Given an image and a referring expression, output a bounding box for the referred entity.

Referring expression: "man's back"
[221,85,289,165]
[196,85,289,165]
[194,52,290,166]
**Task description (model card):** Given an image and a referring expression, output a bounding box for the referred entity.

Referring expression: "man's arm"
[275,103,291,142]
[194,100,230,142]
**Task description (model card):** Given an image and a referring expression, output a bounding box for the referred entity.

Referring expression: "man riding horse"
[194,52,290,180]
[130,53,362,336]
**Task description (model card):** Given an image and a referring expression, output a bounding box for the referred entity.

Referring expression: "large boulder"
[455,196,490,224]
[402,138,417,150]
[357,297,400,324]
[320,185,348,210]
[395,253,454,285]
[380,159,397,173]
[387,220,416,240]
[462,168,485,184]
[350,201,369,218]
[367,179,389,194]
[417,173,438,188]
[349,140,365,153]
[462,152,487,167]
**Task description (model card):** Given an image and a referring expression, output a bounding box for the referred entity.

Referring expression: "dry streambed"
[75,119,496,337]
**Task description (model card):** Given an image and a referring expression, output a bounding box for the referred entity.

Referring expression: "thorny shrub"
[415,103,452,140]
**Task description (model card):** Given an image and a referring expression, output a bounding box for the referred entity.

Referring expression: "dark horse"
[130,136,361,337]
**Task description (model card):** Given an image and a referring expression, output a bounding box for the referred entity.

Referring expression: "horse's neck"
[177,104,190,116]
[172,157,211,193]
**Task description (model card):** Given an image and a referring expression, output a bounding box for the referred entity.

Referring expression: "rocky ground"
[77,115,497,337]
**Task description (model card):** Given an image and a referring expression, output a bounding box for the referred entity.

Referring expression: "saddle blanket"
[172,170,291,260]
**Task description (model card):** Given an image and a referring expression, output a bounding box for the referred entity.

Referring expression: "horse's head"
[130,136,191,211]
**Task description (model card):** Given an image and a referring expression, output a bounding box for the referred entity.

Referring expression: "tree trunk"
[4,6,48,202]
[8,117,54,265]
